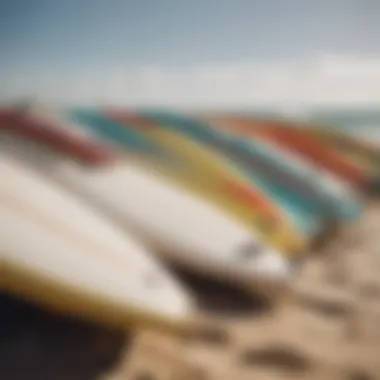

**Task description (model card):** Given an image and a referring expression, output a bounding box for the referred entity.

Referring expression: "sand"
[1,203,380,380]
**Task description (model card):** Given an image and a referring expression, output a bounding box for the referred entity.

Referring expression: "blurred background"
[1,0,379,112]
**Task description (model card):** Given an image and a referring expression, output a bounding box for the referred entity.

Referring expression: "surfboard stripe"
[0,110,113,165]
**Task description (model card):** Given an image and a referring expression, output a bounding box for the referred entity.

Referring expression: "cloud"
[1,55,380,110]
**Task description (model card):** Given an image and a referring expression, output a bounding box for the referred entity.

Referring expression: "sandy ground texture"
[1,203,380,380]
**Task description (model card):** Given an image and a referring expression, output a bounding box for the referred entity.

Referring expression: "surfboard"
[200,115,364,220]
[117,110,348,236]
[115,113,325,241]
[212,115,374,191]
[130,110,363,222]
[33,107,301,256]
[87,109,310,255]
[0,112,294,298]
[140,123,325,240]
[226,130,363,219]
[0,154,194,334]
[104,111,281,218]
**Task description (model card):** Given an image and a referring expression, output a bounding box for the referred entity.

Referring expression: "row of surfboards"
[1,104,379,335]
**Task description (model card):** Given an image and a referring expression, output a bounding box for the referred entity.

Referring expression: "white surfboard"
[0,154,193,333]
[0,117,293,297]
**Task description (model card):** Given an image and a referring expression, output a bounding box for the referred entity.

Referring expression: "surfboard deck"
[1,154,195,335]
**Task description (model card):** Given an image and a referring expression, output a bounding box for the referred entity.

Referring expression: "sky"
[1,0,380,109]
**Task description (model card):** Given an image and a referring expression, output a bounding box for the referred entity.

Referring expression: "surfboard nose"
[254,249,294,282]
[242,247,295,300]
[144,272,194,320]
[234,241,294,289]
